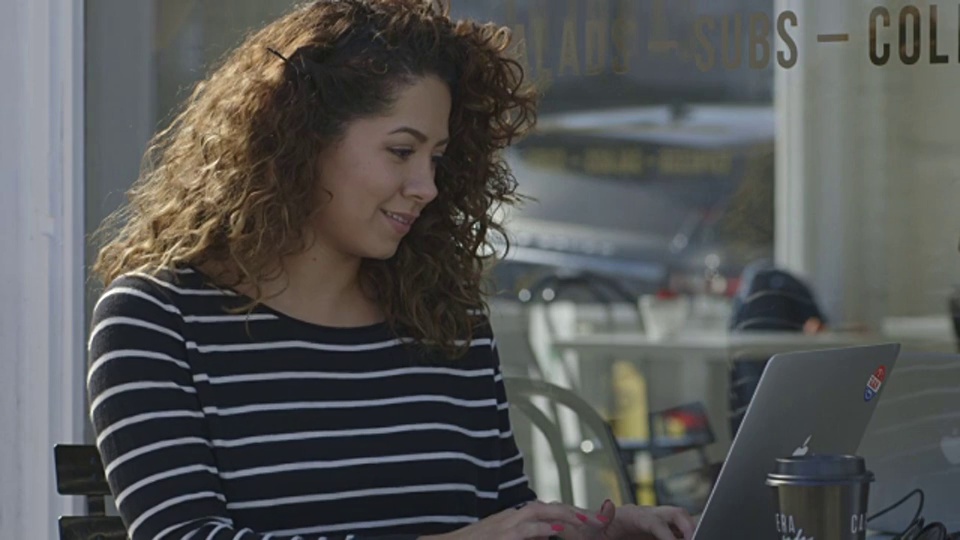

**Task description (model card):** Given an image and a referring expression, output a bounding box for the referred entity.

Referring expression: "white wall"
[0,0,86,538]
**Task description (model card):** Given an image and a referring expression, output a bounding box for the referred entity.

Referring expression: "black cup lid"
[766,454,875,487]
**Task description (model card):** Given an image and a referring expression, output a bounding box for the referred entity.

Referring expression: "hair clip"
[266,47,291,64]
[266,47,312,83]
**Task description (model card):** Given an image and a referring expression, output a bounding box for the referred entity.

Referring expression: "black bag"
[727,263,826,437]
[729,264,825,332]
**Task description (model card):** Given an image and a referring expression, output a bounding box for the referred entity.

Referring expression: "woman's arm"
[88,274,420,540]
[488,340,538,511]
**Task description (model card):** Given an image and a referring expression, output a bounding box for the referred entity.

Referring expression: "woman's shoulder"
[103,265,207,290]
[462,307,500,363]
[465,306,497,340]
[94,266,235,321]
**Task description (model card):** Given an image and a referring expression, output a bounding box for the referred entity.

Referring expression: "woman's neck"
[224,246,384,328]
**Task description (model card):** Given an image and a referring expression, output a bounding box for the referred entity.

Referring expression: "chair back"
[504,377,636,507]
[54,444,126,540]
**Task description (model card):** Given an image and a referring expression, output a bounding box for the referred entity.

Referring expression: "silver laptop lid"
[694,343,901,540]
[858,351,960,533]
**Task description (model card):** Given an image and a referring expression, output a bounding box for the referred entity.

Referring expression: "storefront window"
[82,0,960,518]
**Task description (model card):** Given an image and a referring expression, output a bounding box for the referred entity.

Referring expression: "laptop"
[858,351,960,533]
[693,343,901,539]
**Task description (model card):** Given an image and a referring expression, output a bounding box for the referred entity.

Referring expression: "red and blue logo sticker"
[864,365,887,402]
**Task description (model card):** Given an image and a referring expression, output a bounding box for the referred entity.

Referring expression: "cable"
[865,488,956,540]
[866,488,924,539]
[867,488,923,524]
[917,522,948,540]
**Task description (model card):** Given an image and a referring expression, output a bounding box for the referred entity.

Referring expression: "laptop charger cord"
[866,488,957,540]
[896,521,958,540]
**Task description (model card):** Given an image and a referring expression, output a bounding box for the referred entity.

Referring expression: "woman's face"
[311,75,451,261]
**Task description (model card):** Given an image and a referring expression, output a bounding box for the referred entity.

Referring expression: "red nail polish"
[596,514,610,523]
[576,512,588,523]
[552,524,565,532]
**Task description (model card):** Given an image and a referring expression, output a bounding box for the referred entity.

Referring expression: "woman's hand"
[420,500,611,540]
[603,501,697,540]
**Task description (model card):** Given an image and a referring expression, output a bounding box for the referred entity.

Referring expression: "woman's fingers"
[505,499,617,540]
[546,500,610,527]
[516,500,596,530]
[657,506,697,539]
[641,518,678,540]
[513,520,566,539]
[597,499,616,526]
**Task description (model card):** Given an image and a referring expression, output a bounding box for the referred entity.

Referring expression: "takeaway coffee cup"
[765,454,875,540]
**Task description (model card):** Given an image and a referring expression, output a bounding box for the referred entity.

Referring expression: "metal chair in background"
[519,270,643,386]
[522,270,642,336]
[647,403,722,515]
[504,376,637,507]
[517,271,721,511]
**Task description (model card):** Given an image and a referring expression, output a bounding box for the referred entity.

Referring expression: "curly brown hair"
[92,0,539,359]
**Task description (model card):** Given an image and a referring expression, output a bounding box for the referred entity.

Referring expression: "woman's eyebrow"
[388,126,449,146]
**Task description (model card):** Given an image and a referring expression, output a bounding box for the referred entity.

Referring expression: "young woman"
[88,1,696,538]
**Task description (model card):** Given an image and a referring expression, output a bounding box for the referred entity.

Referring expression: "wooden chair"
[53,444,127,540]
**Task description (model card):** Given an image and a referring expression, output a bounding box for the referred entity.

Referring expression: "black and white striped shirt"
[87,268,536,540]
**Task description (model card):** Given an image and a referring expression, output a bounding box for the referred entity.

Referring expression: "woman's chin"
[360,242,401,261]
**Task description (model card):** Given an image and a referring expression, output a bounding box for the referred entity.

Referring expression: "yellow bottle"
[610,361,656,505]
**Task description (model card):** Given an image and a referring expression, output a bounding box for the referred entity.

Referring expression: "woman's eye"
[390,148,414,160]
[431,155,446,166]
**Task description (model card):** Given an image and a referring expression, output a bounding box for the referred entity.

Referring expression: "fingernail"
[596,514,610,523]
[552,524,565,532]
[575,512,588,523]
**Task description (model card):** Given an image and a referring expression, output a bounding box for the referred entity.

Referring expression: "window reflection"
[84,0,960,358]
[82,0,960,519]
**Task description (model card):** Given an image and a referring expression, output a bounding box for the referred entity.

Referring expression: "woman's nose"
[403,163,439,204]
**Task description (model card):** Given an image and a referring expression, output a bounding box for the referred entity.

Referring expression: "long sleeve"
[87,274,419,540]
[490,342,538,511]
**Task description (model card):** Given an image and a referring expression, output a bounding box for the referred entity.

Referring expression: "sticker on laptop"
[863,365,887,402]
